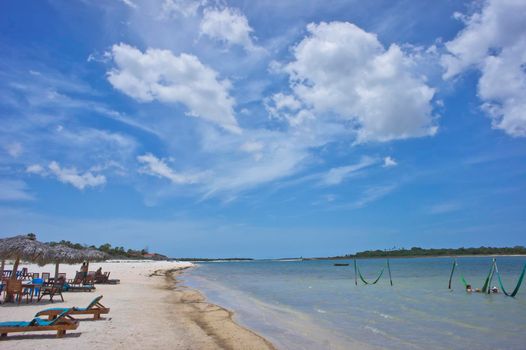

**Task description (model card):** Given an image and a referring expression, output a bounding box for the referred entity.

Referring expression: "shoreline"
[0,261,275,350]
[161,267,276,350]
[304,254,526,261]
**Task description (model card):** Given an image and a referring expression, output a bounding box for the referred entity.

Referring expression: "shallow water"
[182,257,526,350]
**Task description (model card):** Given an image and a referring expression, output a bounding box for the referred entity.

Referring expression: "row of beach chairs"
[0,295,110,338]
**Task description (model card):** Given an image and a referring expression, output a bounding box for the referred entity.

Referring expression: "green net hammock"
[448,258,525,297]
[354,259,393,286]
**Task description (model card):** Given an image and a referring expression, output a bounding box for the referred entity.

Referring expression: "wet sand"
[0,261,275,350]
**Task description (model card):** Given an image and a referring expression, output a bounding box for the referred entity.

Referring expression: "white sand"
[1,261,275,350]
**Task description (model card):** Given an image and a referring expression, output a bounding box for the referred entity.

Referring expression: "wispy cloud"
[322,157,377,186]
[383,156,397,168]
[428,201,461,215]
[0,180,34,201]
[137,153,205,184]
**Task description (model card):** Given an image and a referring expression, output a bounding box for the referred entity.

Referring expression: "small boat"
[334,263,349,266]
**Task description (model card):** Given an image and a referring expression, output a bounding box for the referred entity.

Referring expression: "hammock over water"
[354,259,393,286]
[448,258,526,297]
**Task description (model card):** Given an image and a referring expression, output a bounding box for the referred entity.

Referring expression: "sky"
[0,0,525,258]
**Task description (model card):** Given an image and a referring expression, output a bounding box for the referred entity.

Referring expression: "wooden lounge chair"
[0,308,79,338]
[36,295,110,320]
[95,272,120,284]
[65,272,95,292]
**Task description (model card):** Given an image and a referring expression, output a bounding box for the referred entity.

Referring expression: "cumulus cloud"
[322,157,377,186]
[283,21,437,143]
[265,92,302,122]
[137,153,203,184]
[200,7,258,51]
[442,0,526,137]
[107,43,240,133]
[48,161,106,190]
[383,156,397,167]
[0,180,34,201]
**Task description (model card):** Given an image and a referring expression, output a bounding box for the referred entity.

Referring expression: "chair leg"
[56,330,65,338]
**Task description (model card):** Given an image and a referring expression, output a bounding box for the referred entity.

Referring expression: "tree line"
[334,246,526,259]
[47,240,167,259]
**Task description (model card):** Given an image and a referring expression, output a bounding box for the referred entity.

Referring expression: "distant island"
[308,246,526,260]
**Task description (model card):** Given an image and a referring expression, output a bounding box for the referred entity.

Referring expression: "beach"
[0,261,275,350]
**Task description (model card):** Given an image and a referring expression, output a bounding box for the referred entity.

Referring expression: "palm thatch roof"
[50,244,107,263]
[0,234,54,266]
[0,234,108,265]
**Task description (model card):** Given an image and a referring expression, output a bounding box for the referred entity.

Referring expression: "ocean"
[182,257,526,350]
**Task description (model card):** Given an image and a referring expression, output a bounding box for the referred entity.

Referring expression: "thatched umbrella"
[0,233,55,302]
[0,233,54,280]
[48,244,107,279]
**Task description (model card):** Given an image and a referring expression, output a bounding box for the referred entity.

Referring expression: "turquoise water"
[183,257,526,350]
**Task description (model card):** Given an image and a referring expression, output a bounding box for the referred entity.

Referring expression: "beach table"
[21,282,42,303]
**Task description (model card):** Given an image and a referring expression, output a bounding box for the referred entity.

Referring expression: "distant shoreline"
[303,254,526,261]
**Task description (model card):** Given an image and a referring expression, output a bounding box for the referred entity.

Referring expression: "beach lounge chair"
[64,272,95,292]
[95,272,120,285]
[0,308,79,338]
[84,271,95,285]
[36,295,110,320]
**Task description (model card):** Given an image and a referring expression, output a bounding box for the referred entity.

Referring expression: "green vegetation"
[47,240,168,260]
[319,246,526,259]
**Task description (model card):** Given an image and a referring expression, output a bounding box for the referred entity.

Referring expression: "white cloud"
[5,142,23,158]
[107,43,240,133]
[240,141,264,161]
[442,0,526,137]
[352,185,397,209]
[283,21,437,143]
[428,202,461,214]
[120,0,137,9]
[160,0,206,18]
[322,157,377,185]
[26,164,45,174]
[265,92,302,121]
[0,180,34,201]
[48,161,106,190]
[200,7,258,51]
[383,156,397,167]
[137,153,203,184]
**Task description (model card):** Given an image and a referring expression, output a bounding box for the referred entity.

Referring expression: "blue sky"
[1,0,525,258]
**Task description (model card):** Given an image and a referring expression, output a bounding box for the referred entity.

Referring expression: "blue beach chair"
[0,308,79,338]
[36,295,110,320]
